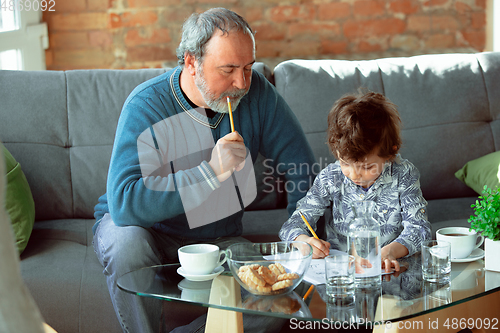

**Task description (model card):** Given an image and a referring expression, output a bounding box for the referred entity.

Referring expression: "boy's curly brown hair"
[327,90,402,162]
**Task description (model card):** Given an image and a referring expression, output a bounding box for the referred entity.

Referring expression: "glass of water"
[326,294,356,323]
[421,240,451,282]
[422,280,451,310]
[325,255,355,298]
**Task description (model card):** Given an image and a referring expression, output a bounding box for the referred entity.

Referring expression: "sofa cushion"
[2,143,35,254]
[426,197,476,224]
[0,71,72,221]
[20,219,121,333]
[245,153,287,211]
[455,151,500,194]
[273,53,500,201]
[241,208,289,238]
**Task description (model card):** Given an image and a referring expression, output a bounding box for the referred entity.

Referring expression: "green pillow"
[2,143,35,255]
[455,151,500,195]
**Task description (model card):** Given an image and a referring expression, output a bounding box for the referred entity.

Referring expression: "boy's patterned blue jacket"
[279,155,431,256]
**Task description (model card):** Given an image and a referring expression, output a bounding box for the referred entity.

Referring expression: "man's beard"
[194,66,248,113]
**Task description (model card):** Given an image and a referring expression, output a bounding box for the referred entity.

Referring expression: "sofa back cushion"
[0,63,276,221]
[0,69,167,220]
[274,52,500,200]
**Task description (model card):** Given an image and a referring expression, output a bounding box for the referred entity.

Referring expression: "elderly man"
[93,7,316,333]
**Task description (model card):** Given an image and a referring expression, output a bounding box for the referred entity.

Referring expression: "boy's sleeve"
[279,167,333,241]
[393,163,431,256]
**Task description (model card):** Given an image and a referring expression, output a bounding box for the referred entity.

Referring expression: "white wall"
[494,0,500,51]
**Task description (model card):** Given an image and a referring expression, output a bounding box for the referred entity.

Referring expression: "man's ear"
[184,53,197,76]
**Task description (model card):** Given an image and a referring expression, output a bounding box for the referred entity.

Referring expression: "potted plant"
[468,185,500,272]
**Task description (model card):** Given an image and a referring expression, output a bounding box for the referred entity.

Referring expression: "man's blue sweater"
[93,66,316,240]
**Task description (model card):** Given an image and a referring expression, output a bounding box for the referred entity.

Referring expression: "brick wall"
[43,0,486,70]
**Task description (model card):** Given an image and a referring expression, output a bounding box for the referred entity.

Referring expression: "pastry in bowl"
[226,241,312,296]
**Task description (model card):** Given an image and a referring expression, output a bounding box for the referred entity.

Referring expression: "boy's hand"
[353,256,372,274]
[383,263,408,281]
[381,242,409,272]
[295,234,330,259]
[381,252,400,273]
[348,244,372,273]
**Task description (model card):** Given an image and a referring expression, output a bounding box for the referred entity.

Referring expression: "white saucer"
[178,279,213,291]
[451,248,485,263]
[177,266,224,282]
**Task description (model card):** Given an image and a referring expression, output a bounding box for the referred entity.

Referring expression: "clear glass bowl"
[226,241,313,296]
[242,291,312,317]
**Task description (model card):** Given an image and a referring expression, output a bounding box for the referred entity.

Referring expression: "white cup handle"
[474,235,485,250]
[218,250,227,267]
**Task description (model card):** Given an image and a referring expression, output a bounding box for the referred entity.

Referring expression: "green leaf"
[468,186,500,240]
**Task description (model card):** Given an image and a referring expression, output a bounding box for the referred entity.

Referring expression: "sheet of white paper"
[304,249,346,285]
[265,249,395,285]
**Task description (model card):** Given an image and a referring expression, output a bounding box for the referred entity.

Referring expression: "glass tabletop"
[117,253,500,325]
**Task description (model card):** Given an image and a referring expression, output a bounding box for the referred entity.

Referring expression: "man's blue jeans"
[93,213,284,333]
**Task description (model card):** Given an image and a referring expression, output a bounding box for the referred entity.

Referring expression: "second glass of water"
[421,240,451,282]
[325,255,355,299]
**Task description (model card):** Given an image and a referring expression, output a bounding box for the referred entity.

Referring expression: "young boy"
[279,91,431,272]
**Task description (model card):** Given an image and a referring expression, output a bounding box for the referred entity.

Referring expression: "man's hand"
[209,131,246,182]
[295,234,330,259]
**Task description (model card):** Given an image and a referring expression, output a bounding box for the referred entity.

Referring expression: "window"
[0,3,48,70]
[0,4,19,32]
[0,49,22,69]
[487,0,500,52]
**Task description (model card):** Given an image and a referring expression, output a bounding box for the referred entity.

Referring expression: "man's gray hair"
[176,8,254,66]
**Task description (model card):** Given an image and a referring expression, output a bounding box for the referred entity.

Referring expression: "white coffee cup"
[178,244,227,275]
[436,227,484,259]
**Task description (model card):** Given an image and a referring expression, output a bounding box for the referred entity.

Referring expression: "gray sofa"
[1,52,499,332]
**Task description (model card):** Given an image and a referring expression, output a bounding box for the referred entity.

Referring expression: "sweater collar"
[170,67,225,129]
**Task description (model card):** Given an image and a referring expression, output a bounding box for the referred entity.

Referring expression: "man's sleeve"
[107,100,221,228]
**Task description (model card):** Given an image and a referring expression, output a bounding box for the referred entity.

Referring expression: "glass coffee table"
[118,253,500,332]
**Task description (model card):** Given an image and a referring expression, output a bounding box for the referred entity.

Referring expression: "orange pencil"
[227,96,235,132]
[299,211,319,240]
[303,285,315,301]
